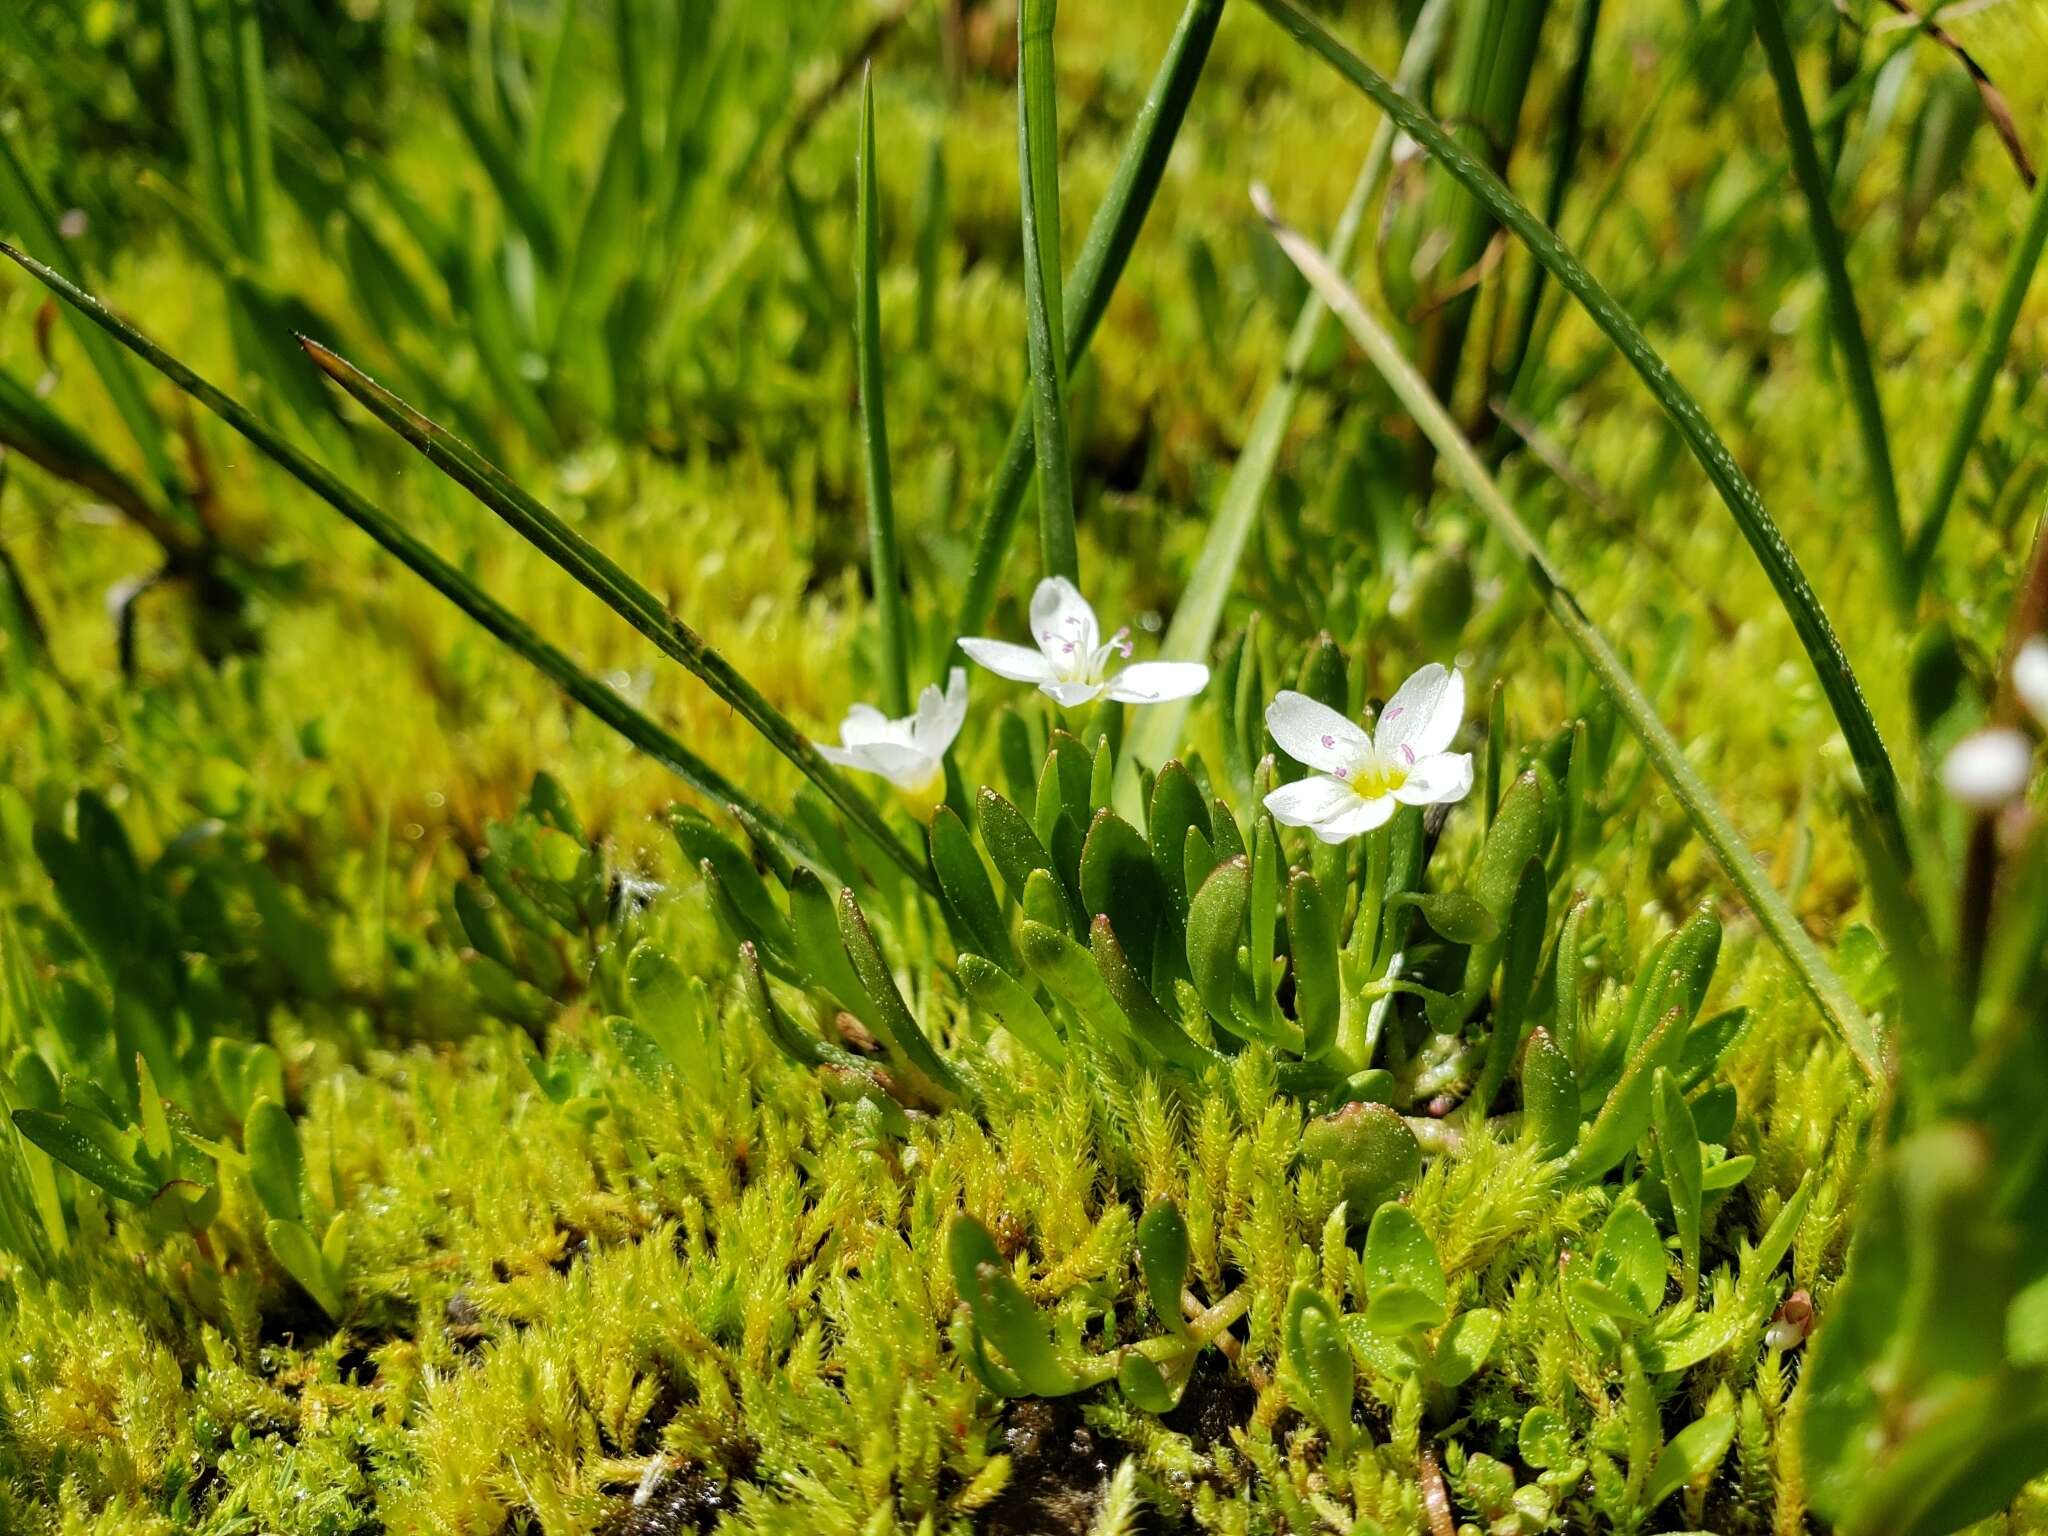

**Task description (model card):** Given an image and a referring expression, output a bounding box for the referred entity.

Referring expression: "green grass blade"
[0,132,188,516]
[914,133,945,352]
[441,75,561,269]
[1752,0,1905,610]
[1507,12,1703,406]
[230,0,275,263]
[1491,0,1602,410]
[1017,0,1078,585]
[954,0,1223,637]
[1905,153,2048,596]
[1253,188,1882,1083]
[1119,0,1452,790]
[0,240,814,868]
[857,69,909,716]
[294,338,936,894]
[164,0,237,237]
[1247,0,1909,868]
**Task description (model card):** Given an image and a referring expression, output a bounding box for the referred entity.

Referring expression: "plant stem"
[856,68,910,716]
[1753,0,1906,610]
[1253,189,1882,1082]
[1017,0,1078,585]
[955,0,1223,638]
[1247,0,1911,873]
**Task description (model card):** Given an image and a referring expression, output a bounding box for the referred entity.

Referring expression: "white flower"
[1262,664,1473,843]
[957,576,1209,709]
[2014,636,2048,729]
[1941,726,2033,811]
[814,668,968,795]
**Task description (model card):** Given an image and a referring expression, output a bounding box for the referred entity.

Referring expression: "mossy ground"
[2,1,2048,1532]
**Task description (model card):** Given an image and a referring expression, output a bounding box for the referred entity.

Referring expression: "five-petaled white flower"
[1263,663,1473,843]
[958,576,1209,709]
[814,668,968,795]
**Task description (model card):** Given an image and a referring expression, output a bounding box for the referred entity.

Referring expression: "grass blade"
[857,68,910,716]
[1017,0,1078,584]
[1119,0,1453,789]
[1247,0,1909,868]
[0,132,188,517]
[0,240,814,868]
[915,133,945,353]
[1753,0,1906,610]
[1253,187,1882,1083]
[955,0,1223,636]
[1413,0,1552,405]
[294,338,936,894]
[1905,153,2048,595]
[230,0,275,262]
[1491,0,1602,411]
[163,0,236,237]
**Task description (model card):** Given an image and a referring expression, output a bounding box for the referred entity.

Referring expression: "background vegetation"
[2,0,2046,1531]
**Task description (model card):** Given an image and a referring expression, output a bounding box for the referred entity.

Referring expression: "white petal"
[1264,774,1362,829]
[959,637,1057,684]
[817,739,939,791]
[1266,690,1370,774]
[1314,794,1398,841]
[1941,728,2033,810]
[912,667,969,757]
[1041,680,1107,709]
[1376,663,1464,760]
[2015,637,2048,729]
[842,703,913,751]
[1392,751,1474,806]
[1106,661,1210,704]
[1030,576,1099,669]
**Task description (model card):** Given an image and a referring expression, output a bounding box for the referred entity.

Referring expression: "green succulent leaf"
[1186,856,1250,1028]
[1644,1411,1735,1510]
[932,807,1014,970]
[243,1096,305,1226]
[958,954,1065,1069]
[265,1217,345,1319]
[1136,1199,1190,1335]
[1435,1305,1501,1389]
[1283,1281,1355,1451]
[11,1107,156,1205]
[1363,1204,1446,1332]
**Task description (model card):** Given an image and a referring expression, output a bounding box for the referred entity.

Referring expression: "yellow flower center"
[1347,748,1408,800]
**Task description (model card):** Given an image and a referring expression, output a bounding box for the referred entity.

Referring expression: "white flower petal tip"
[1941,727,2034,811]
[1261,664,1472,841]
[815,671,969,794]
[2014,637,2048,729]
[960,582,1206,708]
[1266,691,1369,774]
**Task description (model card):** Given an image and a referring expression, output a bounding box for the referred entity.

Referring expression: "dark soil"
[599,1463,740,1535]
[1161,1350,1258,1450]
[978,1395,1136,1536]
